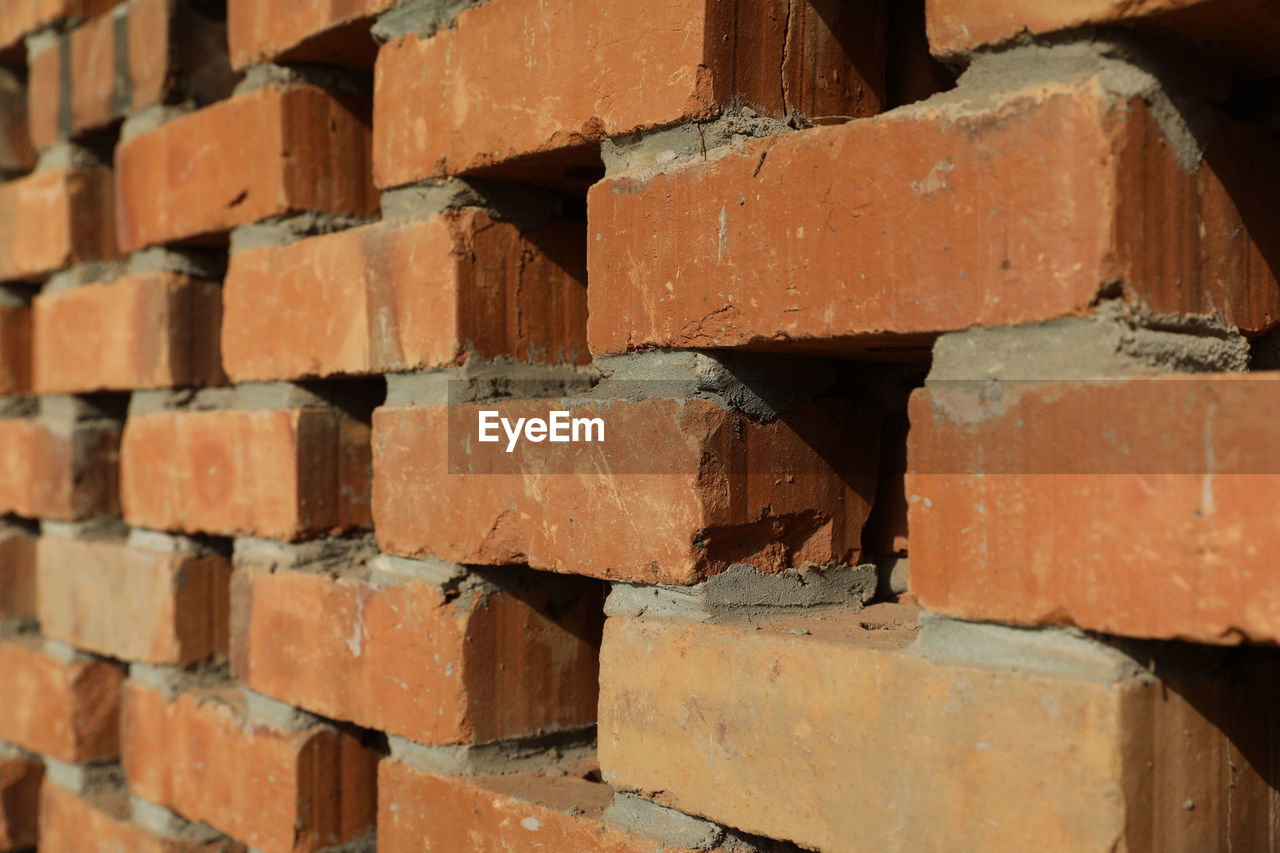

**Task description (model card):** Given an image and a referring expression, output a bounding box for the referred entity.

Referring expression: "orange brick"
[228,0,394,68]
[0,756,41,850]
[373,0,885,188]
[0,70,34,174]
[0,416,120,521]
[0,296,31,395]
[0,636,121,762]
[121,407,371,539]
[116,84,376,251]
[379,761,698,852]
[0,525,36,620]
[0,166,116,283]
[0,0,123,53]
[373,396,876,584]
[121,683,377,853]
[927,0,1280,74]
[33,272,225,393]
[587,74,1280,355]
[39,783,245,853]
[25,41,60,152]
[37,533,231,664]
[600,609,1280,852]
[230,561,600,744]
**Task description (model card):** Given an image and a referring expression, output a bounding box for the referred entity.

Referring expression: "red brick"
[115,84,376,251]
[25,42,60,152]
[587,75,1280,355]
[0,416,120,521]
[223,210,587,382]
[0,166,116,283]
[230,562,599,744]
[121,408,371,540]
[0,526,36,620]
[37,534,231,664]
[0,297,31,395]
[228,0,394,68]
[927,0,1280,74]
[373,396,876,584]
[0,0,123,53]
[373,0,886,189]
[600,608,1280,852]
[0,756,41,850]
[0,636,121,762]
[907,373,1280,645]
[0,70,34,174]
[379,760,697,853]
[39,783,245,853]
[121,683,377,853]
[33,272,225,393]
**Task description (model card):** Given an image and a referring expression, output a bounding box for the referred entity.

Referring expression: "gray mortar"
[41,261,126,294]
[42,517,130,542]
[130,796,224,844]
[604,794,728,849]
[387,727,596,776]
[383,362,597,407]
[42,637,96,664]
[232,62,370,98]
[0,396,36,419]
[128,661,231,700]
[373,0,487,42]
[0,616,37,638]
[367,553,467,587]
[229,212,376,253]
[233,534,380,578]
[127,527,215,556]
[120,103,196,142]
[125,247,225,280]
[601,109,792,178]
[0,287,27,308]
[39,394,125,423]
[129,382,337,416]
[875,555,909,597]
[909,612,1149,684]
[34,142,108,172]
[42,757,125,795]
[242,687,323,732]
[380,177,563,230]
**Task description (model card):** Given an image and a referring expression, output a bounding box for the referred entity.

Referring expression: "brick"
[37,533,231,664]
[373,396,876,584]
[0,526,36,620]
[115,84,376,251]
[0,295,30,396]
[121,407,371,540]
[228,0,393,68]
[907,373,1280,645]
[230,563,600,744]
[927,0,1280,74]
[373,0,886,189]
[0,636,121,762]
[379,760,697,853]
[33,272,225,393]
[39,783,245,853]
[121,683,377,853]
[0,166,116,283]
[223,210,588,382]
[0,416,120,521]
[587,74,1280,355]
[599,609,1280,852]
[0,0,123,53]
[0,756,41,851]
[0,70,34,175]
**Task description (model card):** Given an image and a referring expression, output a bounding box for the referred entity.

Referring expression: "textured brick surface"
[0,166,116,283]
[0,297,31,395]
[228,0,394,68]
[0,416,120,521]
[0,526,37,620]
[0,756,41,851]
[39,783,246,853]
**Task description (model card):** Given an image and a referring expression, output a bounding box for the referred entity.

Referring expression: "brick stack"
[0,0,1276,851]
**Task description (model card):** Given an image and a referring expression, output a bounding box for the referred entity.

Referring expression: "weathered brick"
[121,683,377,853]
[0,166,116,283]
[0,415,120,521]
[33,272,225,393]
[37,532,231,664]
[0,525,36,620]
[116,84,376,251]
[0,0,123,53]
[373,0,886,189]
[228,0,393,68]
[39,783,245,853]
[0,293,30,395]
[223,210,587,382]
[230,561,600,744]
[373,396,876,584]
[0,755,41,851]
[0,70,34,175]
[0,636,121,762]
[587,73,1280,355]
[600,608,1280,852]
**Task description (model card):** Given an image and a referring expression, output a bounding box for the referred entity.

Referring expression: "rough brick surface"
[116,84,376,251]
[0,636,121,762]
[0,526,36,620]
[0,166,116,283]
[34,273,225,393]
[0,416,121,521]
[223,210,588,382]
[37,534,231,664]
[0,297,31,395]
[0,756,41,851]
[228,0,394,68]
[121,683,378,853]
[39,783,246,853]
[0,70,34,175]
[121,408,371,540]
[0,0,123,53]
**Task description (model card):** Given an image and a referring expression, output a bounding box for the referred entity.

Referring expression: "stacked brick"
[0,0,1275,851]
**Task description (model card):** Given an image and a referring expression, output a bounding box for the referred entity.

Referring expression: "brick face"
[39,783,246,853]
[0,756,41,851]
[227,0,394,68]
[0,166,116,283]
[0,416,121,521]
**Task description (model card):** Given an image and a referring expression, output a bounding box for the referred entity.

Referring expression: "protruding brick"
[37,533,231,664]
[0,756,41,851]
[33,272,225,393]
[0,415,120,521]
[373,0,886,189]
[0,525,36,620]
[587,73,1280,355]
[0,295,31,395]
[115,84,376,251]
[228,0,394,68]
[0,70,34,175]
[39,783,245,853]
[121,683,378,853]
[0,166,115,283]
[230,562,600,744]
[223,210,587,382]
[0,636,121,762]
[121,407,371,540]
[0,0,123,53]
[600,609,1280,852]
[373,396,876,584]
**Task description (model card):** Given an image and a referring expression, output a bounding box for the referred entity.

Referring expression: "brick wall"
[0,1,1277,851]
